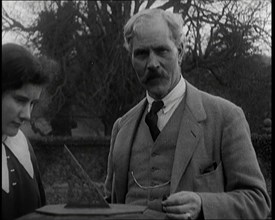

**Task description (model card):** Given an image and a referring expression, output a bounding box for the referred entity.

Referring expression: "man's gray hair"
[123,8,184,53]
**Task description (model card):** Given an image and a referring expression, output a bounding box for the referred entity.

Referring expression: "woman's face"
[2,83,42,137]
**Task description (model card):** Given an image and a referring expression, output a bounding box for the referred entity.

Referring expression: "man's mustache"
[143,69,163,83]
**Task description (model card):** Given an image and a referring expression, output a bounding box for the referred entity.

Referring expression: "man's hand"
[162,191,202,219]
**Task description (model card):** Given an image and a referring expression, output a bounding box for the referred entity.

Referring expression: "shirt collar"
[2,129,34,193]
[146,76,186,113]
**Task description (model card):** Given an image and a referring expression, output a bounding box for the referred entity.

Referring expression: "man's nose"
[19,104,32,121]
[147,52,160,70]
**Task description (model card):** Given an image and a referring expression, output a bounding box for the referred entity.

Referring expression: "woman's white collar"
[2,130,34,193]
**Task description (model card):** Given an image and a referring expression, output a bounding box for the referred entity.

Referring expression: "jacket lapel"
[113,98,147,202]
[170,81,206,193]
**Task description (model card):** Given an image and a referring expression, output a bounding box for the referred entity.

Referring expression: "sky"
[1,0,166,44]
[2,1,39,44]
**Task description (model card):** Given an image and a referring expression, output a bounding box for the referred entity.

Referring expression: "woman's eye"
[15,97,26,104]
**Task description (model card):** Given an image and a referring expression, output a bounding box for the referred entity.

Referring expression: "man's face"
[2,83,42,137]
[131,17,182,100]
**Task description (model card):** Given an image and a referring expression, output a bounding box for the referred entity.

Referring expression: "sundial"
[35,145,147,216]
[63,144,110,208]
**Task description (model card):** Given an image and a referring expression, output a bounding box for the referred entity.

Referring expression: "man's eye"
[134,50,148,57]
[156,48,168,54]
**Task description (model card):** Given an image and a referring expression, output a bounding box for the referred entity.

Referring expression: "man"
[104,8,271,219]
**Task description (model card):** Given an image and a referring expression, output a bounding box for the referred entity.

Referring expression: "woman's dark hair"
[2,43,50,94]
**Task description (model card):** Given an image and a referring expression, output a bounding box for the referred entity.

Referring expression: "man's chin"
[147,87,168,100]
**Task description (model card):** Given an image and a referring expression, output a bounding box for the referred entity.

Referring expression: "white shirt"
[2,130,34,193]
[146,76,186,131]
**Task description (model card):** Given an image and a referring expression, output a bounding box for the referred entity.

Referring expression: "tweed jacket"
[105,80,271,219]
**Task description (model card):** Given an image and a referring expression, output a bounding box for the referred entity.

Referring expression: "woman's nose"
[19,104,32,121]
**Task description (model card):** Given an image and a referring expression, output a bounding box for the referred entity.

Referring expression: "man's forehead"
[134,15,167,32]
[134,18,170,40]
[132,18,174,49]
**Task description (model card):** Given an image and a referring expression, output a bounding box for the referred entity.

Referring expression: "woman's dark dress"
[2,142,45,220]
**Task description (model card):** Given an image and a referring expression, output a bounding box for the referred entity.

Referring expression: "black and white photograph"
[2,0,271,219]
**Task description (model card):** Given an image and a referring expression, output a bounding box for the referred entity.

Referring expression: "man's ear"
[178,43,184,64]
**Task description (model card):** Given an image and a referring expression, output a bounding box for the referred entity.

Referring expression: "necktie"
[145,100,164,141]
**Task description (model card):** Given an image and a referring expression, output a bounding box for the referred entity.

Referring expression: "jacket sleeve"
[197,107,271,219]
[104,118,120,203]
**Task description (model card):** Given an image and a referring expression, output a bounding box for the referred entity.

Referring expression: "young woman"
[2,43,50,219]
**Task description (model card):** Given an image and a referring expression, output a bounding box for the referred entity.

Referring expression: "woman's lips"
[11,121,21,128]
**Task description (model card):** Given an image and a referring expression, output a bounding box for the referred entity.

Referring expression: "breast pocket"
[194,162,224,192]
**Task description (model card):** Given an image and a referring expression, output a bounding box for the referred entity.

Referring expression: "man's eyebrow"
[137,44,168,50]
[154,46,169,50]
[134,47,148,52]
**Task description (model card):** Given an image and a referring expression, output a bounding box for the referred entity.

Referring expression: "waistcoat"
[125,97,186,208]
